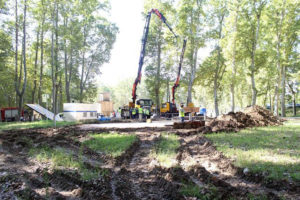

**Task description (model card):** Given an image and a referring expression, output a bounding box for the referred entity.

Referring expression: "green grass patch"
[152,133,180,168]
[180,183,202,198]
[0,120,77,131]
[82,133,137,157]
[29,146,105,180]
[179,182,220,200]
[206,119,300,181]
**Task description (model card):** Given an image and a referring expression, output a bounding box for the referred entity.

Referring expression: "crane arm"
[132,9,177,105]
[172,39,187,104]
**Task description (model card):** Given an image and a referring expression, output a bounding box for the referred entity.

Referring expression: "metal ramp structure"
[26,104,63,121]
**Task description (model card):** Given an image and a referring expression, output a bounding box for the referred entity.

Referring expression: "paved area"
[78,120,175,130]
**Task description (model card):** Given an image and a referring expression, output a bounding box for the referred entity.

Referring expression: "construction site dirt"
[0,107,299,200]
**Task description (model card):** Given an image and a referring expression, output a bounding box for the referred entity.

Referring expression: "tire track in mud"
[177,134,299,200]
[111,132,183,200]
[112,132,160,200]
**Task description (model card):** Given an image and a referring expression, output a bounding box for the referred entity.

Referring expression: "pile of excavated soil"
[205,106,283,133]
[244,105,284,126]
[173,121,205,129]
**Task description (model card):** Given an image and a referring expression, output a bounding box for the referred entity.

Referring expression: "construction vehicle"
[160,39,187,118]
[121,9,177,118]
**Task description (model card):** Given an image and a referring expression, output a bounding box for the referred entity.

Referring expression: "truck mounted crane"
[131,9,177,106]
[121,9,177,118]
[160,39,187,117]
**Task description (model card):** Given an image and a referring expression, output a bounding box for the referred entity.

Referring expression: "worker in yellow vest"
[132,108,136,119]
[179,104,185,123]
[144,108,150,119]
[138,107,143,121]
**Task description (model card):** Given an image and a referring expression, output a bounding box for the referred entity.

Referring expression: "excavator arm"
[131,9,177,106]
[172,39,187,104]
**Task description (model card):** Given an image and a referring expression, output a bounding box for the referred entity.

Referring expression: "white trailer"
[62,103,101,121]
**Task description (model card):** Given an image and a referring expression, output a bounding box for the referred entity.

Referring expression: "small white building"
[62,103,101,121]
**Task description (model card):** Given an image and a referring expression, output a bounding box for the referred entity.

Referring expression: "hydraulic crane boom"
[172,39,187,104]
[131,9,177,106]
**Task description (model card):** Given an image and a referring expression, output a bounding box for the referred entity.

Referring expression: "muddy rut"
[0,127,299,199]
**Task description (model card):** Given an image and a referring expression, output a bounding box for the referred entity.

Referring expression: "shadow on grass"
[206,122,300,182]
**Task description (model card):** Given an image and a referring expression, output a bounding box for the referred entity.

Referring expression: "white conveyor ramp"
[26,104,63,121]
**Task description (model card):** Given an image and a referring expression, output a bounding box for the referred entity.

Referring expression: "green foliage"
[83,133,137,157]
[0,0,299,116]
[206,120,300,181]
[0,0,118,111]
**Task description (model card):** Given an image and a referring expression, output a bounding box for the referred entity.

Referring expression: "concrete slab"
[78,120,175,130]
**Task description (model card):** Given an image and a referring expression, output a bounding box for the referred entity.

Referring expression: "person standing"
[144,108,150,119]
[138,107,143,121]
[179,104,185,123]
[132,107,136,119]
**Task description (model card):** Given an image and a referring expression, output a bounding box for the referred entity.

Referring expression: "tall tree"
[78,0,117,102]
[31,27,40,103]
[37,0,46,105]
[177,0,204,105]
[227,0,241,112]
[14,0,28,120]
[245,0,266,106]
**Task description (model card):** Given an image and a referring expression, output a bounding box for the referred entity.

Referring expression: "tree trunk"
[14,0,18,108]
[250,10,262,106]
[80,52,85,103]
[32,28,40,103]
[273,85,279,116]
[214,45,221,117]
[14,0,27,120]
[292,93,296,116]
[155,25,162,115]
[213,73,219,116]
[51,1,58,127]
[213,13,224,117]
[269,90,272,113]
[80,26,87,103]
[230,12,238,112]
[54,1,59,126]
[280,64,286,117]
[64,17,71,103]
[187,48,197,105]
[166,78,170,102]
[38,8,45,105]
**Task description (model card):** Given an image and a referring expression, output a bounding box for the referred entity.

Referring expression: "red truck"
[0,107,24,122]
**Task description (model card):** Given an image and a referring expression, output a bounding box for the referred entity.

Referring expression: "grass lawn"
[83,133,137,157]
[29,145,106,180]
[152,133,180,168]
[0,120,77,131]
[206,119,300,182]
